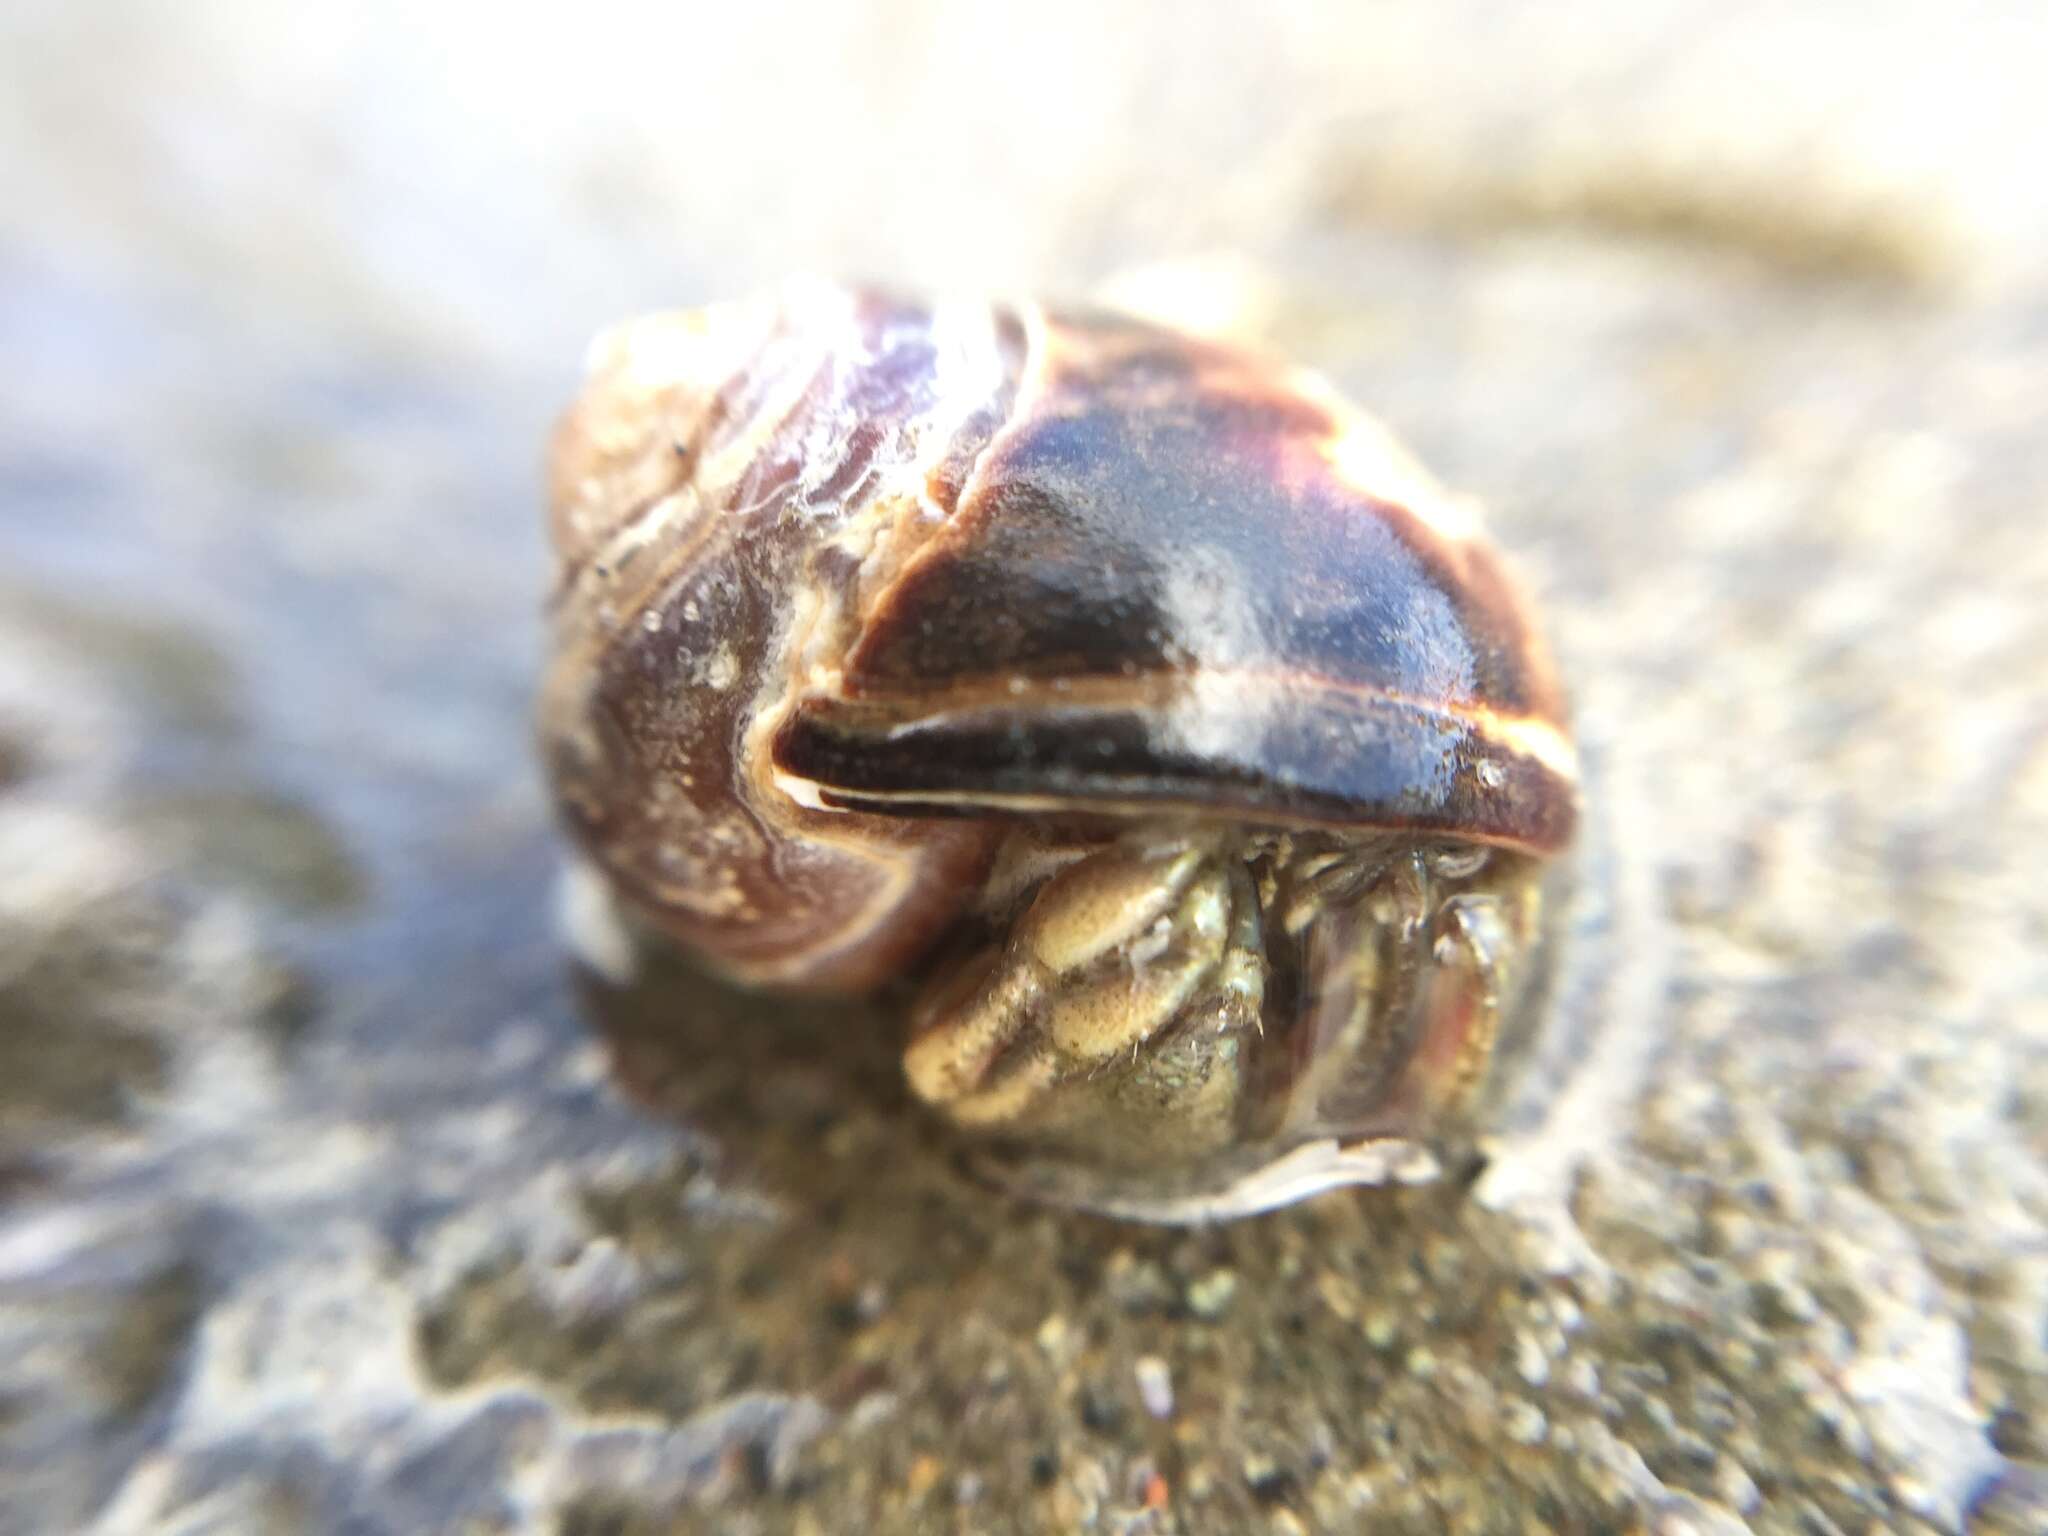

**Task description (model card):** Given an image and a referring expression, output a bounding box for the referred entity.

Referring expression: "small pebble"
[1105,1250,1175,1314]
[1503,1400,1548,1444]
[1514,1330,1551,1385]
[843,1390,901,1436]
[1242,1451,1288,1500]
[1080,1384,1125,1433]
[1036,1313,1070,1355]
[906,1454,943,1500]
[1186,1268,1239,1319]
[1134,1355,1175,1419]
[1315,1269,1360,1322]
[853,1281,888,1323]
[1124,1458,1158,1503]
[1305,1421,1335,1470]
[1714,1458,1761,1512]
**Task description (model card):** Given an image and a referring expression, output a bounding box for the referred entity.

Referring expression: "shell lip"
[774,671,1577,856]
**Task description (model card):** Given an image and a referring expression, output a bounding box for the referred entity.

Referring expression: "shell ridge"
[830,297,1049,700]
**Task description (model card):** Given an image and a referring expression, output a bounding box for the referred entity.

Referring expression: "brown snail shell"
[540,279,1577,1220]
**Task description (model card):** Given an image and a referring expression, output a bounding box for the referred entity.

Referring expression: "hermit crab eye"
[539,281,1576,1222]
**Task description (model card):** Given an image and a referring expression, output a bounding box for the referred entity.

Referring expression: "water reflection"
[575,942,989,1230]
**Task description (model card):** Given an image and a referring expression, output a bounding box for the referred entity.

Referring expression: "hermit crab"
[539,279,1577,1221]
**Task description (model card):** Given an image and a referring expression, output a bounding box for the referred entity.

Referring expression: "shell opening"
[901,820,1561,1219]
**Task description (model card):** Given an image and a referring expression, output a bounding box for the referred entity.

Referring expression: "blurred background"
[3,3,2045,1532]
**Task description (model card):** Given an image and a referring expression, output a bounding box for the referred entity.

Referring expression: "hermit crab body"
[541,281,1576,1220]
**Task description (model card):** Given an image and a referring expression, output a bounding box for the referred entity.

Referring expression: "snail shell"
[541,280,1577,1220]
